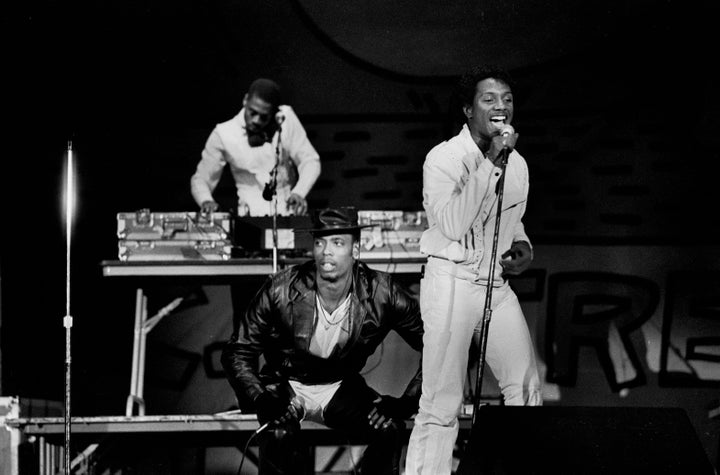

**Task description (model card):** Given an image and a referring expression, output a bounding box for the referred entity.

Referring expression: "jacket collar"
[234,109,249,137]
[289,260,372,355]
[289,260,372,302]
[459,123,478,153]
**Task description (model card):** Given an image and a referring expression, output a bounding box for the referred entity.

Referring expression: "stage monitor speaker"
[455,406,714,475]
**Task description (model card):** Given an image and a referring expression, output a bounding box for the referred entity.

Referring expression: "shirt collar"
[459,123,487,165]
[236,108,248,136]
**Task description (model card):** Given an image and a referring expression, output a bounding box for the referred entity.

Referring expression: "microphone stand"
[271,183,278,274]
[470,147,509,431]
[270,123,282,274]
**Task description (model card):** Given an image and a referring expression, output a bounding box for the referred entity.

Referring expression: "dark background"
[2,0,720,466]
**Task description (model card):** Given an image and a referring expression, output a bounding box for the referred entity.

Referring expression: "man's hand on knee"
[368,395,418,430]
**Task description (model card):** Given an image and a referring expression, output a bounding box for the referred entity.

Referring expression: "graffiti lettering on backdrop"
[660,271,720,387]
[545,272,660,392]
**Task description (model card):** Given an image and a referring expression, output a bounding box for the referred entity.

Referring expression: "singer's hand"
[500,240,533,276]
[287,193,307,215]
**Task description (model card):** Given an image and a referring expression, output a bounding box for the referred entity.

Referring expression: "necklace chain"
[318,276,352,311]
[318,298,348,327]
[319,292,350,322]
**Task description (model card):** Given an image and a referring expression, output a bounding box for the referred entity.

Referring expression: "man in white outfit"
[405,66,543,475]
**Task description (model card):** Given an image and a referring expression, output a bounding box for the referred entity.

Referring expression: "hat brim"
[295,224,374,235]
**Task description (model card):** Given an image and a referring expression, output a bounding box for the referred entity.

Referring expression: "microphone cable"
[235,427,262,475]
[236,397,304,474]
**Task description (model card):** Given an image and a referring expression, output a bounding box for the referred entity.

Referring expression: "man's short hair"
[456,65,515,108]
[247,78,282,108]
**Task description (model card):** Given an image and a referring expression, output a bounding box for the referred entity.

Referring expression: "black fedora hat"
[298,207,372,236]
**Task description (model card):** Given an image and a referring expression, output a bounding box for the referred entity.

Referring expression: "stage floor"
[5,412,474,474]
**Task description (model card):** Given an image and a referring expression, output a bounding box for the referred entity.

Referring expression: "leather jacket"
[221,260,423,406]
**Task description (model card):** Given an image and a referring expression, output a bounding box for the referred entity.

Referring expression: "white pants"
[405,258,542,475]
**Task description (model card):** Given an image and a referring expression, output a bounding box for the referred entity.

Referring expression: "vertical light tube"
[63,141,75,475]
[65,142,74,315]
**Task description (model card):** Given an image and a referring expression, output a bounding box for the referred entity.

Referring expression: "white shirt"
[191,105,321,216]
[287,293,351,423]
[309,293,351,358]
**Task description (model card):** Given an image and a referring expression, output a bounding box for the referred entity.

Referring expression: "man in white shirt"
[191,78,321,216]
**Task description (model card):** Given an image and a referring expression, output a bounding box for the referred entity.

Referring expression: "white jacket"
[420,124,531,284]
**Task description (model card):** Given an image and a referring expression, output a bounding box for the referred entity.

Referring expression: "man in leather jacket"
[221,207,424,474]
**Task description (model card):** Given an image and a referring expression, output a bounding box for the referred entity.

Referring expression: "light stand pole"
[63,141,76,474]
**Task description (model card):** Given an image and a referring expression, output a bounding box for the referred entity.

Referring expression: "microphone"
[492,124,515,169]
[499,124,515,155]
[255,421,270,435]
[254,396,305,435]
